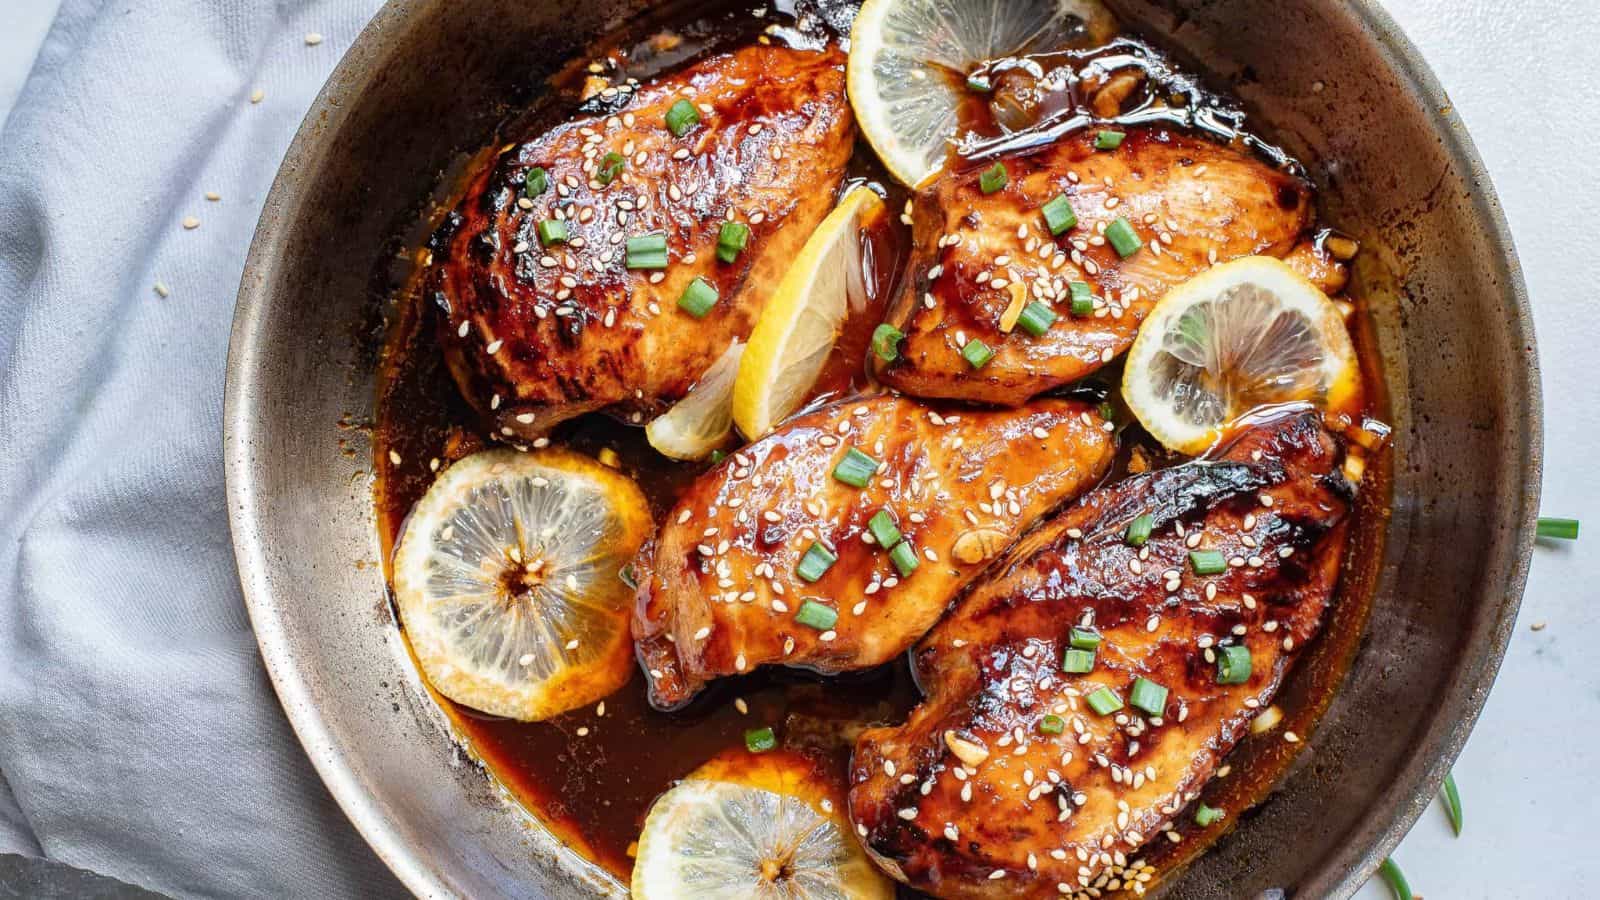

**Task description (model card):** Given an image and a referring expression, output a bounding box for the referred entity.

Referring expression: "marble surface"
[1,0,1593,897]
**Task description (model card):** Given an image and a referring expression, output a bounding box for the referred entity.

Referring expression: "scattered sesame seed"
[304,32,324,46]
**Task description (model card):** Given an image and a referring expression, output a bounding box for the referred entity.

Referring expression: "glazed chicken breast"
[848,411,1351,899]
[875,127,1340,404]
[427,43,854,439]
[632,392,1116,710]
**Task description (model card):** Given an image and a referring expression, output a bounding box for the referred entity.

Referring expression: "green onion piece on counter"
[716,221,751,263]
[961,339,994,369]
[1094,130,1126,150]
[676,277,718,318]
[1216,644,1252,684]
[665,99,700,137]
[833,448,881,488]
[744,726,777,753]
[1042,194,1077,235]
[868,509,902,549]
[1536,516,1580,540]
[1062,648,1095,674]
[1378,858,1414,900]
[979,162,1008,194]
[1038,714,1065,735]
[1441,771,1463,836]
[796,542,837,583]
[1124,512,1153,546]
[889,540,920,577]
[1105,217,1143,257]
[1193,803,1224,827]
[1069,627,1101,650]
[1189,549,1227,575]
[625,233,668,269]
[795,600,839,631]
[523,167,548,198]
[1129,677,1168,715]
[597,151,625,185]
[1085,686,1123,716]
[536,219,568,247]
[871,323,904,362]
[1016,301,1057,337]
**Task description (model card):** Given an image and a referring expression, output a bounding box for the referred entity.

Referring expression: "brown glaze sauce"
[371,1,1391,891]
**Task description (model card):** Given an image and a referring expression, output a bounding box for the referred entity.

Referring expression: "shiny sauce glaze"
[372,1,1391,890]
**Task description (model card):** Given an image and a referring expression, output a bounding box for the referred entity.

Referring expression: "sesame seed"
[304,32,324,46]
[181,216,200,230]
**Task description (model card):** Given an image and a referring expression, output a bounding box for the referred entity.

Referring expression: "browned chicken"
[875,127,1340,404]
[427,44,854,440]
[849,410,1351,899]
[632,392,1116,710]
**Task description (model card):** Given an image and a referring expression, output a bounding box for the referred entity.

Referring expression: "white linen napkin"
[0,1,407,896]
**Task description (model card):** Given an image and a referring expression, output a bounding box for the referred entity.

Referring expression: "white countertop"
[2,0,1593,896]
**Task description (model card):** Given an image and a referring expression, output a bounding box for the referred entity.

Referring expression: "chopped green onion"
[1124,512,1153,546]
[744,726,777,753]
[665,99,700,137]
[1536,517,1580,540]
[868,509,902,548]
[871,323,904,362]
[1094,130,1126,150]
[1085,686,1123,716]
[833,448,881,488]
[716,221,751,263]
[536,219,568,247]
[1105,217,1143,257]
[1068,281,1095,316]
[626,233,669,269]
[795,599,839,631]
[1216,645,1252,685]
[1069,627,1101,650]
[1440,771,1463,836]
[978,162,1008,194]
[1041,194,1077,235]
[961,339,994,369]
[1062,648,1095,674]
[618,564,637,590]
[1097,401,1116,423]
[1038,714,1065,735]
[709,449,727,464]
[1193,803,1224,827]
[523,167,548,198]
[966,74,993,93]
[889,540,920,577]
[1189,549,1227,575]
[1378,858,1413,900]
[1129,677,1168,716]
[796,542,837,583]
[597,151,625,185]
[676,277,718,318]
[1015,301,1057,337]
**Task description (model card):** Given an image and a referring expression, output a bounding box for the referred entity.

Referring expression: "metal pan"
[224,0,1540,895]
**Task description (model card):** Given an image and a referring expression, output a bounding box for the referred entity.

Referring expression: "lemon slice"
[646,340,745,460]
[732,185,883,439]
[1122,256,1361,455]
[848,0,1117,186]
[632,750,893,900]
[392,448,651,720]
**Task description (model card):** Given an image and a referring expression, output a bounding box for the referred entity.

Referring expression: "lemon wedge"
[392,448,650,720]
[848,0,1117,186]
[632,750,893,900]
[646,340,745,460]
[731,185,884,439]
[1122,256,1361,455]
